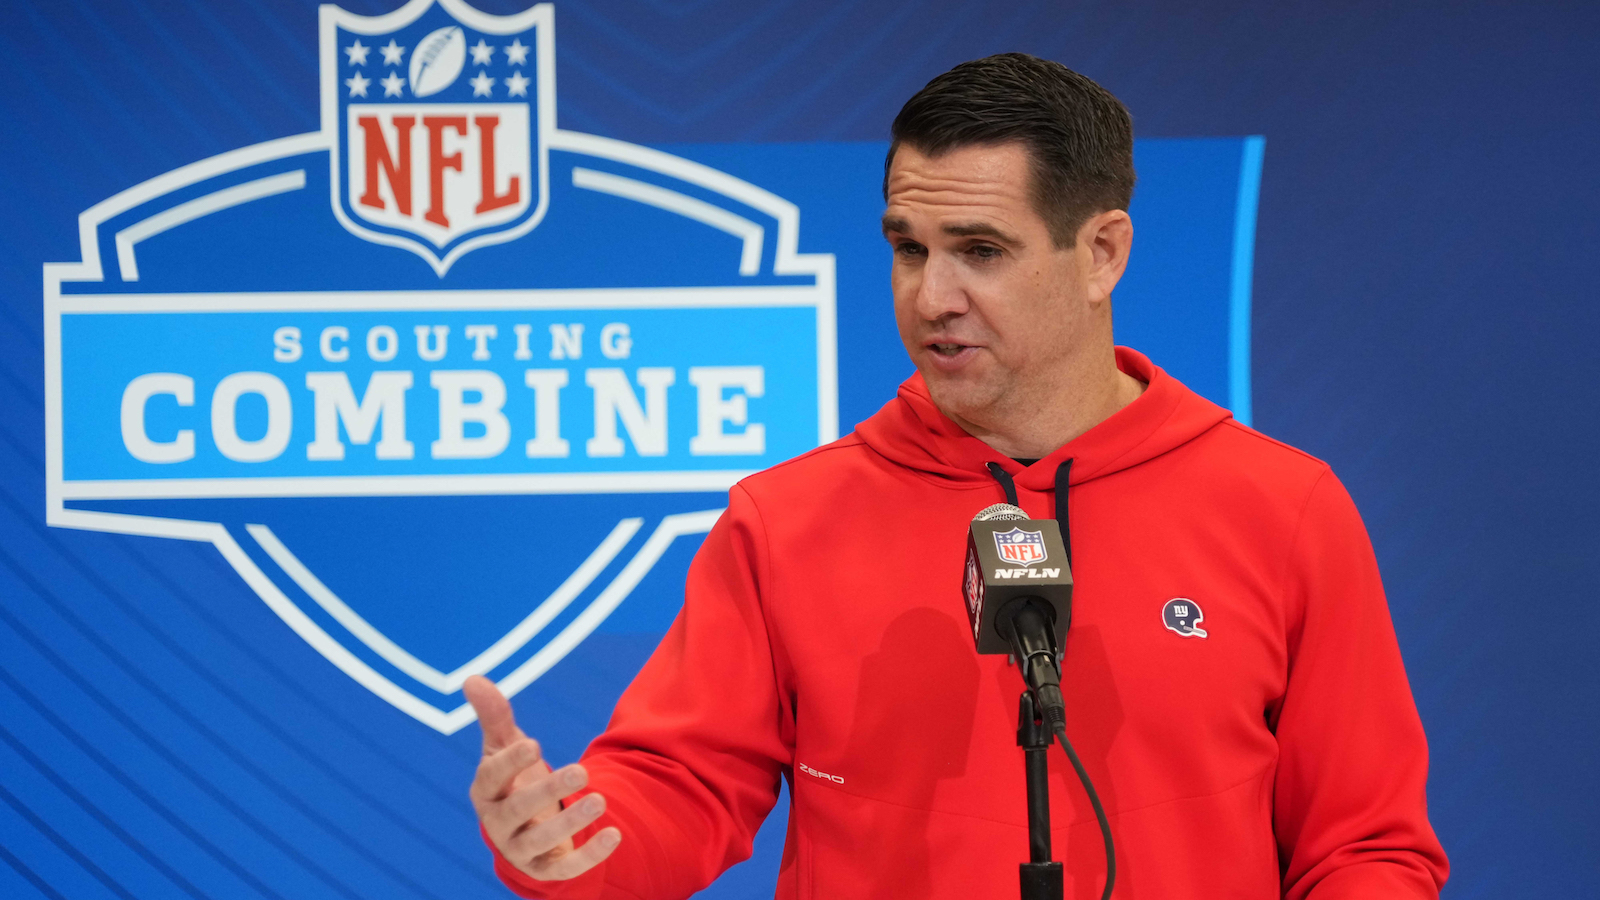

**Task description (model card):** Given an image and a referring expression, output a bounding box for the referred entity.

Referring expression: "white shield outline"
[321,0,554,277]
[44,7,837,732]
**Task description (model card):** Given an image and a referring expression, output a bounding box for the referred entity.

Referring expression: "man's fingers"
[530,828,622,882]
[470,739,547,809]
[463,676,614,882]
[507,792,612,870]
[484,764,585,835]
[465,674,526,754]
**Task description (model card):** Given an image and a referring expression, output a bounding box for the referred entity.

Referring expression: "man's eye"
[969,244,1002,260]
[895,242,925,257]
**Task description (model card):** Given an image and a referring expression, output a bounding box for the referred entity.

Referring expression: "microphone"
[963,503,1074,729]
[966,503,1115,900]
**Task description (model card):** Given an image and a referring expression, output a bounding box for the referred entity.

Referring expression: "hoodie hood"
[854,347,1233,493]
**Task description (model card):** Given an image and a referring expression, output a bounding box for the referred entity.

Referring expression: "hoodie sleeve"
[486,484,791,900]
[1273,469,1449,899]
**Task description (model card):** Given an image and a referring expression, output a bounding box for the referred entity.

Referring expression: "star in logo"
[345,71,371,97]
[344,39,369,66]
[469,71,496,97]
[379,40,406,66]
[505,38,530,66]
[506,71,530,97]
[380,72,406,97]
[469,39,495,65]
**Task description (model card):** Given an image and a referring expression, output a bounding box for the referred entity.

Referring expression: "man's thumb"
[464,675,526,754]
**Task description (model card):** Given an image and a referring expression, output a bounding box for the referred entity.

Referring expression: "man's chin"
[920,374,1005,431]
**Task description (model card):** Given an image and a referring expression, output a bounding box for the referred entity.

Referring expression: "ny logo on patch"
[1162,597,1208,638]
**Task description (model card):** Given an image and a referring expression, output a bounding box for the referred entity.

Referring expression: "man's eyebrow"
[879,216,1023,246]
[941,221,1022,245]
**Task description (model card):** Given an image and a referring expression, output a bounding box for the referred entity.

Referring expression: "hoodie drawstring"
[986,459,1074,568]
[1055,459,1073,568]
[984,462,1019,506]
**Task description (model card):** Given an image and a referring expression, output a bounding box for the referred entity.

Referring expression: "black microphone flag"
[963,503,1073,655]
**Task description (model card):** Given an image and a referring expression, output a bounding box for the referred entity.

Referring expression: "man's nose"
[912,254,969,321]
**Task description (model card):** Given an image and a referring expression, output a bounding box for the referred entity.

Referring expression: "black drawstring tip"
[985,461,1020,507]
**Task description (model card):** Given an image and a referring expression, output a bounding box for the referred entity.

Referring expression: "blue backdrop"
[1,2,1596,899]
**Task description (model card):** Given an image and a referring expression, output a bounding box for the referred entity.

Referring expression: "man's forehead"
[883,144,1038,241]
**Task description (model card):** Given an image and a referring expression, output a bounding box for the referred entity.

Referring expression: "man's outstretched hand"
[465,675,621,880]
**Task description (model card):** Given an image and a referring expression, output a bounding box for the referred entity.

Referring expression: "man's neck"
[948,364,1146,460]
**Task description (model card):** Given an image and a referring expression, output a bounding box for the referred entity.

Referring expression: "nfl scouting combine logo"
[42,0,836,733]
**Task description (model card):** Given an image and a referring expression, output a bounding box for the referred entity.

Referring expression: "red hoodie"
[488,348,1448,899]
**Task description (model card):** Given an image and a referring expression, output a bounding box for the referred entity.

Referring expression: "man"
[465,53,1448,898]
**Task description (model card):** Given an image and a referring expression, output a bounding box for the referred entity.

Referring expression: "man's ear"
[1079,209,1133,304]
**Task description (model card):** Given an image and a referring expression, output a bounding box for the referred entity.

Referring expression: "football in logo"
[410,25,467,96]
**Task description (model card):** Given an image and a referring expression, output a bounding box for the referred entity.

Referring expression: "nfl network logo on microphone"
[42,0,836,733]
[993,528,1048,566]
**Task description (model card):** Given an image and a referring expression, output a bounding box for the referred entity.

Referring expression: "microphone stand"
[1017,690,1064,899]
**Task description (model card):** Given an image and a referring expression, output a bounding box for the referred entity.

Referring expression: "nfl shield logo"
[325,0,549,275]
[993,527,1048,565]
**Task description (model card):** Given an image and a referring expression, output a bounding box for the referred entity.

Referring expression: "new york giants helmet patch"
[1162,598,1208,638]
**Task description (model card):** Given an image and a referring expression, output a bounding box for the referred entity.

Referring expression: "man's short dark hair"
[886,53,1135,247]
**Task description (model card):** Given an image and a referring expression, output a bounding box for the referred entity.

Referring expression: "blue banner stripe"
[1229,135,1265,427]
[0,723,191,900]
[0,554,293,900]
[6,521,488,893]
[0,835,73,900]
[0,494,457,900]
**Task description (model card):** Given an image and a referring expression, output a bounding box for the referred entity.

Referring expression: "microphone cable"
[1052,723,1115,900]
[1048,457,1112,897]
